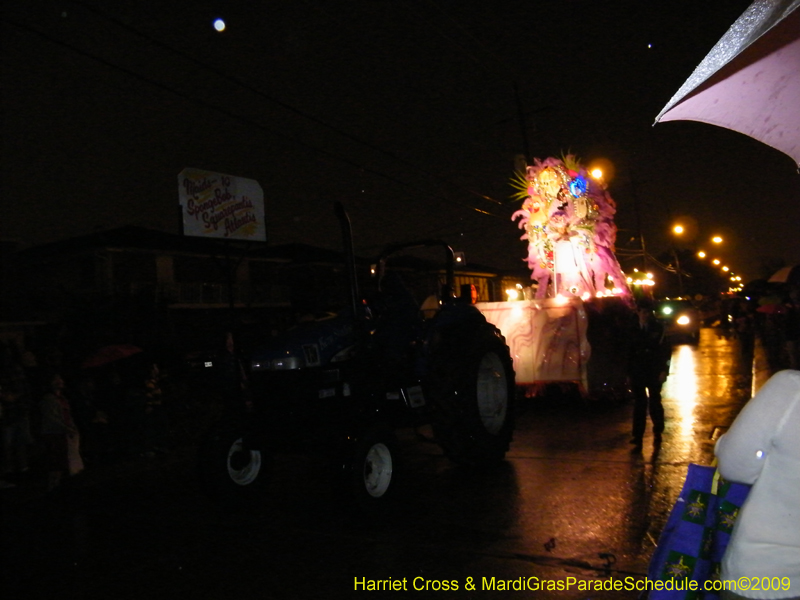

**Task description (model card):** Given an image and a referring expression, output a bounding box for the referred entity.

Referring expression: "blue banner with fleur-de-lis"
[647,463,751,600]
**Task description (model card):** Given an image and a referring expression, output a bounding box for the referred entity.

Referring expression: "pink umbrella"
[756,302,787,314]
[655,0,800,167]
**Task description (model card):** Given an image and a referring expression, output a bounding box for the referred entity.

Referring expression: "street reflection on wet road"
[663,345,700,440]
[3,328,760,600]
[660,331,752,465]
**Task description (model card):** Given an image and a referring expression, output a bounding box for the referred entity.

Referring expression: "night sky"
[3,0,799,283]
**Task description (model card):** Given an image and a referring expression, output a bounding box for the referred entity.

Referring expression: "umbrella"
[756,302,787,313]
[768,264,800,284]
[81,344,143,369]
[655,0,800,167]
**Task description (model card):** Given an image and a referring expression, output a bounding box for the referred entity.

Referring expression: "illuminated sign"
[178,168,265,241]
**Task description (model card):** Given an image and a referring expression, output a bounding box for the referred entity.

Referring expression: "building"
[7,226,525,364]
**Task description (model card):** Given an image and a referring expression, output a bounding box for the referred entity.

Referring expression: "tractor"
[198,203,515,510]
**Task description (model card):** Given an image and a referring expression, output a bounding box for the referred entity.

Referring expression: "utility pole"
[513,81,531,166]
[671,246,685,296]
[630,179,647,273]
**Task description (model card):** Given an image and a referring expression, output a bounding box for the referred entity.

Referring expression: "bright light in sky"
[214,18,226,32]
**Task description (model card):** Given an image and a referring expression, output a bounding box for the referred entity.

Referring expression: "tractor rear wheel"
[430,327,515,465]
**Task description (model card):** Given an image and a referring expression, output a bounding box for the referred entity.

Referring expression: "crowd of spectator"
[750,289,800,371]
[0,339,178,493]
[713,287,799,372]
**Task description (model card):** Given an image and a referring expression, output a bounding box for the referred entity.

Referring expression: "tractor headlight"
[676,315,691,326]
[251,355,303,371]
[270,356,303,370]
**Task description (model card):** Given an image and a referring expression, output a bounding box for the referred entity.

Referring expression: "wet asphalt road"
[3,328,767,600]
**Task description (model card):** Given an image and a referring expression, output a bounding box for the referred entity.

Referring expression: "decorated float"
[476,155,634,398]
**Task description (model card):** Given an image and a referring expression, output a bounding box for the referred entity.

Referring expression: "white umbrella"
[655,0,800,167]
[768,264,800,284]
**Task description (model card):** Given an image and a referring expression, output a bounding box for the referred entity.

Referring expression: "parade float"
[476,155,633,398]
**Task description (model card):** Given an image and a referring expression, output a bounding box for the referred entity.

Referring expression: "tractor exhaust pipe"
[334,202,360,321]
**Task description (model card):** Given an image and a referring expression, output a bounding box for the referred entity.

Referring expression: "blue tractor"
[198,203,515,510]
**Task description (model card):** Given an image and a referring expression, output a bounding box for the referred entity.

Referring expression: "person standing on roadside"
[40,374,83,492]
[1,351,33,479]
[784,291,800,370]
[628,298,672,450]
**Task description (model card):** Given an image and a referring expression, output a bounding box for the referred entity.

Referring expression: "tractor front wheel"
[197,416,272,509]
[344,424,399,511]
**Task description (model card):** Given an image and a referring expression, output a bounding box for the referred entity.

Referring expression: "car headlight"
[676,315,691,326]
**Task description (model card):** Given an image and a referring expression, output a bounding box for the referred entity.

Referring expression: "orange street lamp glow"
[673,225,684,235]
[697,250,706,258]
[590,168,603,179]
[713,259,720,265]
[722,266,729,272]
[712,236,723,244]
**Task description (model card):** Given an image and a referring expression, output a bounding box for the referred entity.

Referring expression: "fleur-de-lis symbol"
[720,507,739,529]
[666,556,692,579]
[687,498,706,518]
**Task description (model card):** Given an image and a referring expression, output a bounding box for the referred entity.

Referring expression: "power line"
[4,14,506,223]
[61,0,508,210]
[412,0,525,82]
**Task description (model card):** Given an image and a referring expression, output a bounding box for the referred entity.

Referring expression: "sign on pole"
[178,168,266,242]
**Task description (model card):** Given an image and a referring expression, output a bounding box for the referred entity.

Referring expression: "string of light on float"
[626,268,655,289]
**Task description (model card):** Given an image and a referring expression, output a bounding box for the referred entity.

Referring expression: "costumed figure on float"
[511,155,630,299]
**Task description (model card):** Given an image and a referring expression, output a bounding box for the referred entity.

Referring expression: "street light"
[669,223,686,295]
[671,221,741,296]
[588,158,615,184]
